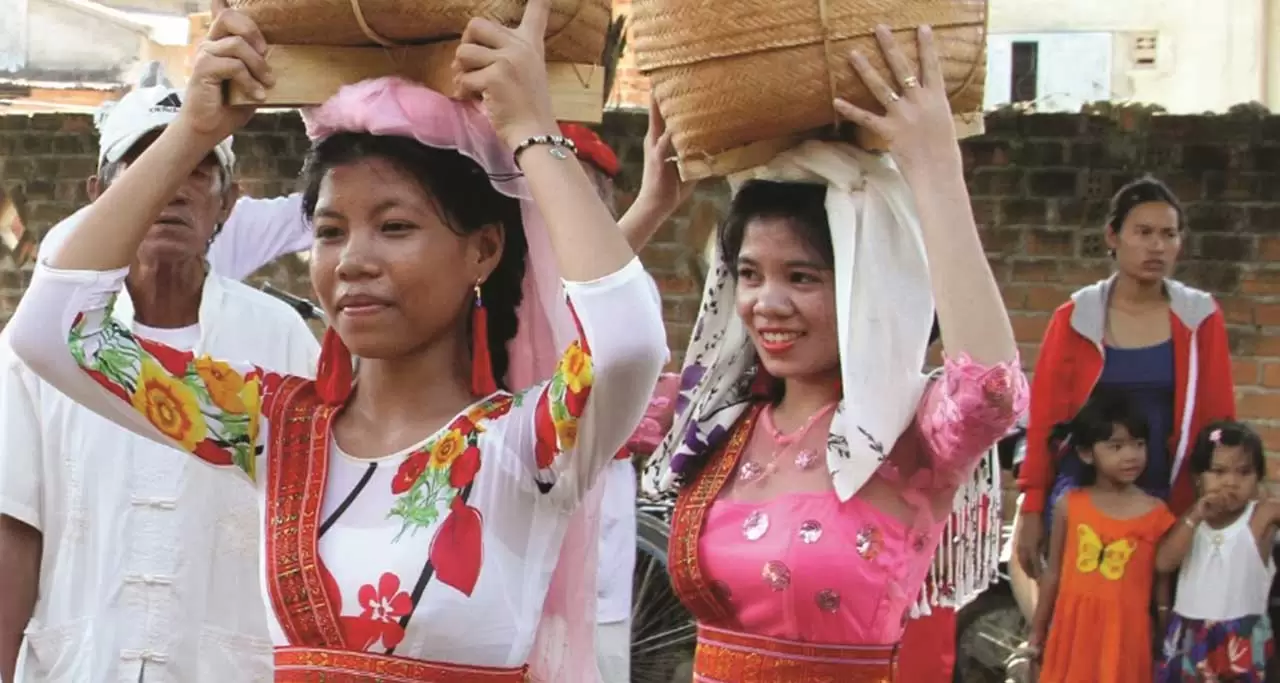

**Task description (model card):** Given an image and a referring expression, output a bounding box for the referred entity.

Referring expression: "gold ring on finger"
[902,75,920,89]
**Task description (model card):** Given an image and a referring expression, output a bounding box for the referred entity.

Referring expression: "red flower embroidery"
[430,496,484,597]
[449,446,481,488]
[136,336,194,376]
[533,390,557,469]
[341,572,413,650]
[391,451,429,494]
[194,438,234,466]
[84,368,130,403]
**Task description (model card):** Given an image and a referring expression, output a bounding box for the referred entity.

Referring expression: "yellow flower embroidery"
[555,417,579,451]
[195,357,247,413]
[132,358,207,452]
[558,343,593,395]
[430,429,466,468]
[241,377,262,445]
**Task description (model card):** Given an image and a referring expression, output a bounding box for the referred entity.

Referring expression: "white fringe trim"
[909,445,1002,618]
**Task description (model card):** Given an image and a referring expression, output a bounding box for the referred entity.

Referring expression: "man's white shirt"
[2,197,317,682]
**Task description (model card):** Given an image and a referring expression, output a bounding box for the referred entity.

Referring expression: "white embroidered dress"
[7,257,667,673]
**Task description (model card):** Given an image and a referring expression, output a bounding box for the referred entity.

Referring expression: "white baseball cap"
[95,67,236,174]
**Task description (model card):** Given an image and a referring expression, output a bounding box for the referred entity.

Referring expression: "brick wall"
[5,109,1280,458]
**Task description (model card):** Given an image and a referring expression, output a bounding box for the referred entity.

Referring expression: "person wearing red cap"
[559,106,693,683]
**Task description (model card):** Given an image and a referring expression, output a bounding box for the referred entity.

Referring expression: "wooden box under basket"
[631,0,989,180]
[227,0,613,65]
[187,8,607,123]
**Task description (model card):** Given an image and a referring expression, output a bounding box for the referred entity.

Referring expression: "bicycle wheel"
[954,587,1027,683]
[630,510,697,683]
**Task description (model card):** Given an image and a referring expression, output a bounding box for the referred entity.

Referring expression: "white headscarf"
[642,140,934,502]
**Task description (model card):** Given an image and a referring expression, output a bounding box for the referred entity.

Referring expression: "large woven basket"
[631,0,988,179]
[228,0,612,64]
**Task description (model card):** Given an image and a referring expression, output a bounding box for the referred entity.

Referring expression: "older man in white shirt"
[0,76,318,682]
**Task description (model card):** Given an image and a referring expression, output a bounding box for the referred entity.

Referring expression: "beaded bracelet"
[513,134,577,168]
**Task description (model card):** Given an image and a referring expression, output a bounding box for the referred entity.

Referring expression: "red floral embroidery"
[430,496,484,597]
[449,446,481,488]
[532,300,594,470]
[136,336,194,376]
[84,368,130,403]
[194,438,234,466]
[341,572,413,650]
[391,451,429,495]
[386,394,514,598]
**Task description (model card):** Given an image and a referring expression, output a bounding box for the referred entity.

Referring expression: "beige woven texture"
[631,0,987,171]
[228,0,612,64]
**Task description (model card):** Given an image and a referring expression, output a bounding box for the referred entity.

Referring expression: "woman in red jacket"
[1013,175,1236,578]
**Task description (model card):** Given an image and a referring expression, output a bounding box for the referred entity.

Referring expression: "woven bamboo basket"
[631,0,988,180]
[227,0,612,64]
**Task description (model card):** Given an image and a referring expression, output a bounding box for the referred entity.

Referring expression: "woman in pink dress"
[642,26,1028,681]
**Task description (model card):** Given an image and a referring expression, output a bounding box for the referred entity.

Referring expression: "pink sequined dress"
[691,355,1026,645]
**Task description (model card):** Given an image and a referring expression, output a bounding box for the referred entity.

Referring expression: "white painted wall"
[989,0,1279,112]
[985,32,1114,112]
[26,0,143,75]
[0,0,28,72]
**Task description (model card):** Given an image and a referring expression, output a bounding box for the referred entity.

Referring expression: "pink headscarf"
[303,77,599,683]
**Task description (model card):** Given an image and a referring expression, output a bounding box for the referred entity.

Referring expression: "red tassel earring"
[316,327,354,406]
[471,282,498,396]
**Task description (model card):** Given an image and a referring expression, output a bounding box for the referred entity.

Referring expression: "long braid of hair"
[478,202,527,390]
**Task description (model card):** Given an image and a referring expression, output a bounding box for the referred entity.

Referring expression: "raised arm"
[7,8,279,482]
[207,193,311,280]
[451,0,666,498]
[7,267,275,483]
[454,0,636,283]
[506,260,666,502]
[912,354,1029,487]
[834,25,1016,368]
[616,100,696,252]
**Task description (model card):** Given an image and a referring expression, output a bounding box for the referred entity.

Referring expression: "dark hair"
[299,133,527,389]
[1050,389,1149,486]
[718,180,833,268]
[929,316,940,346]
[1189,420,1266,477]
[1107,175,1184,236]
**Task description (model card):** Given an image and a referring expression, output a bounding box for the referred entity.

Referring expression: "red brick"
[1058,264,1112,286]
[1262,362,1280,388]
[1025,286,1072,314]
[1218,296,1256,325]
[1241,270,1280,296]
[1260,236,1280,261]
[1001,285,1028,311]
[1265,451,1280,480]
[1255,336,1280,358]
[1017,343,1041,368]
[1237,391,1280,421]
[1236,359,1262,387]
[1254,302,1280,327]
[1010,312,1050,344]
[1010,260,1060,283]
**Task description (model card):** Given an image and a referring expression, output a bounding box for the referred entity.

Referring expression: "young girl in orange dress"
[1031,389,1177,683]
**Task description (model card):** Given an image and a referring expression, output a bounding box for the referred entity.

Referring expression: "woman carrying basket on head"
[4,0,668,680]
[641,25,1028,682]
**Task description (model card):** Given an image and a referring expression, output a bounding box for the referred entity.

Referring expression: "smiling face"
[308,155,502,360]
[733,215,840,384]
